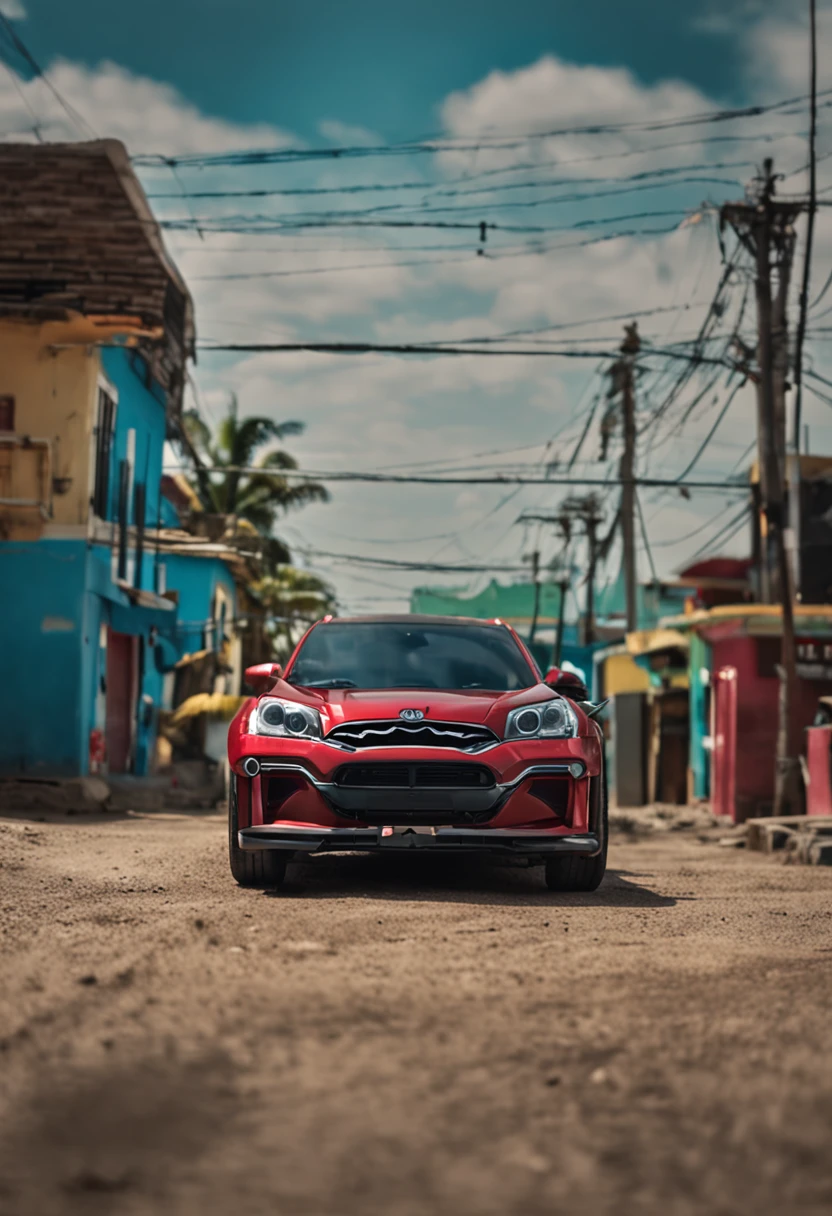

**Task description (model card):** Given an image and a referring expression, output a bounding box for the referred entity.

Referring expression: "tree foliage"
[182,394,329,535]
[251,568,337,659]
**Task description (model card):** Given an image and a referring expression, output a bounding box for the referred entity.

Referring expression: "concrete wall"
[0,539,87,774]
[160,552,238,660]
[100,347,167,530]
[0,319,99,538]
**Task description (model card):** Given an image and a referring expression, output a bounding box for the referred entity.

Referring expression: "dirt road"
[1,809,831,1216]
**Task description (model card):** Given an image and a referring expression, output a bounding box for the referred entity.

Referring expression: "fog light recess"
[568,761,586,779]
[242,757,261,777]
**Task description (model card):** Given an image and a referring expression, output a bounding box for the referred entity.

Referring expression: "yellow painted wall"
[0,319,100,537]
[602,652,651,696]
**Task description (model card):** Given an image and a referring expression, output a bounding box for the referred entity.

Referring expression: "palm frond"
[231,417,288,467]
[256,449,299,471]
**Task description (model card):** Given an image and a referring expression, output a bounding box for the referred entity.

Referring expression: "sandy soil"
[1,809,831,1216]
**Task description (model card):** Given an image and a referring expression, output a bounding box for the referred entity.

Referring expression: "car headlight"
[504,698,578,740]
[250,697,322,739]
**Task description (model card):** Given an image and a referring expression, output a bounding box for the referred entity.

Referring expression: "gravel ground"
[1,808,831,1216]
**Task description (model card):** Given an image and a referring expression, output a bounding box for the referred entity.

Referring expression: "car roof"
[319,615,506,627]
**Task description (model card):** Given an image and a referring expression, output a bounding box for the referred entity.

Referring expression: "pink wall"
[712,635,832,820]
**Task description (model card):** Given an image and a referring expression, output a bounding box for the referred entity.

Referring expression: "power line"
[163,462,747,490]
[803,379,832,412]
[688,502,750,560]
[635,489,658,583]
[194,338,732,371]
[189,253,476,281]
[673,376,746,481]
[159,207,691,235]
[0,57,44,141]
[295,550,527,573]
[450,302,713,345]
[0,12,96,140]
[650,504,739,548]
[163,175,743,223]
[808,261,832,311]
[181,222,692,280]
[131,89,832,170]
[294,177,740,219]
[145,157,756,202]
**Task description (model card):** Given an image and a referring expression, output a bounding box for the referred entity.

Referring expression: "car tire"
[544,775,608,892]
[228,777,288,888]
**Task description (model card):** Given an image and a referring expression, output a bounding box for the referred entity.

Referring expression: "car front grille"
[334,762,495,789]
[326,720,498,752]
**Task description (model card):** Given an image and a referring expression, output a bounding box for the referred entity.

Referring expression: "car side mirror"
[545,668,589,701]
[245,662,281,693]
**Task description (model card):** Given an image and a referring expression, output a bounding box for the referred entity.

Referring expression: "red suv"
[227,616,607,891]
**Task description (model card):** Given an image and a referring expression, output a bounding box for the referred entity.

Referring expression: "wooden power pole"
[721,160,802,815]
[520,493,605,651]
[527,549,541,647]
[583,507,601,646]
[607,324,641,632]
[553,574,569,667]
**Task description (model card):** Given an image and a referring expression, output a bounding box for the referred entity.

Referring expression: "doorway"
[106,629,138,773]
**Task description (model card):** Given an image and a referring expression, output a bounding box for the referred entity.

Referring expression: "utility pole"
[607,324,640,632]
[520,493,604,652]
[583,504,601,646]
[720,160,802,815]
[526,548,541,647]
[553,573,569,667]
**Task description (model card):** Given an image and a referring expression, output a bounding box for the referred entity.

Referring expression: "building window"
[0,395,14,432]
[92,387,116,518]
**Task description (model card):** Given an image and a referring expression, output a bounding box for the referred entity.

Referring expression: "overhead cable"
[132,89,832,169]
[145,157,756,202]
[0,12,96,139]
[162,463,746,490]
[195,339,731,371]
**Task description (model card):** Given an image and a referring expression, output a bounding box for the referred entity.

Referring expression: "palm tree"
[181,394,329,535]
[250,568,337,659]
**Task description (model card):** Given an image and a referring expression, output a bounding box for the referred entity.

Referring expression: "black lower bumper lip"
[238,825,601,857]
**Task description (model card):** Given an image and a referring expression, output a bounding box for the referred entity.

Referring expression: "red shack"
[691,605,832,822]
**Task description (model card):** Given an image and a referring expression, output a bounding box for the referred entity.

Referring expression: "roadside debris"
[744,815,832,865]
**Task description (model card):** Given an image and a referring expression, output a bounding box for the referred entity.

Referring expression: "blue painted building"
[0,140,248,779]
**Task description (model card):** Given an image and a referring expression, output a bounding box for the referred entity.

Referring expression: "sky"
[1,0,831,617]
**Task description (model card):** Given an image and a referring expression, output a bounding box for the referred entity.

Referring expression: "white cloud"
[437,55,717,179]
[746,3,832,98]
[318,118,379,146]
[0,0,26,19]
[0,59,295,154]
[691,2,773,38]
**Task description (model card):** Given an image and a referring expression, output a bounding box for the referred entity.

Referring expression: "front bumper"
[231,733,603,841]
[238,822,602,857]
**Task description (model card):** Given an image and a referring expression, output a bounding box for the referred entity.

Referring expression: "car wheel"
[544,776,608,892]
[228,777,288,888]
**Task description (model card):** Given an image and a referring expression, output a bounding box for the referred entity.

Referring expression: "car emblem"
[399,709,425,722]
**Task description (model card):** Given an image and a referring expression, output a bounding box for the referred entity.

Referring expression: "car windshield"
[287,622,536,692]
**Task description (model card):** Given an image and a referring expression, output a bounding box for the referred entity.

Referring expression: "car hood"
[271,681,564,730]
